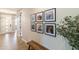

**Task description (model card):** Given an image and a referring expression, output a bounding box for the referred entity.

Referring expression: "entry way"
[0,14,16,34]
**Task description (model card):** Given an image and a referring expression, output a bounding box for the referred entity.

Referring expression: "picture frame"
[44,8,56,22]
[44,23,56,37]
[31,22,36,32]
[36,12,43,22]
[31,14,36,22]
[36,22,43,33]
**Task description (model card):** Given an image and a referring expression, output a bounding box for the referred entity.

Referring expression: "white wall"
[20,9,41,42]
[20,8,79,50]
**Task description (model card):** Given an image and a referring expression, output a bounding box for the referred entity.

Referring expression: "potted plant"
[57,15,79,50]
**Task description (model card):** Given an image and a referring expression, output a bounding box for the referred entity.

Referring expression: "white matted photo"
[36,22,43,33]
[44,8,56,22]
[31,22,36,32]
[44,23,56,36]
[36,12,43,22]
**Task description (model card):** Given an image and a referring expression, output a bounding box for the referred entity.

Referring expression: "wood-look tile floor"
[0,33,28,50]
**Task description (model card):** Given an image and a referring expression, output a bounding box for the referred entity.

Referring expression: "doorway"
[0,14,16,34]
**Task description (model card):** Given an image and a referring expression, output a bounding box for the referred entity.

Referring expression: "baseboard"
[21,38,28,43]
[17,35,28,43]
[20,38,29,47]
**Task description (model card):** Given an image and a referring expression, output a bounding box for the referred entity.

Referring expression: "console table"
[27,40,48,50]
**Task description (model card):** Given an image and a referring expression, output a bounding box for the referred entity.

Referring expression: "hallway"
[0,8,78,50]
[0,32,28,50]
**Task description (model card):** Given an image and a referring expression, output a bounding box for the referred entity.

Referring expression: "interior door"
[0,14,13,34]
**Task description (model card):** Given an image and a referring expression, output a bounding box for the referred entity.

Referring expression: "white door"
[0,14,15,34]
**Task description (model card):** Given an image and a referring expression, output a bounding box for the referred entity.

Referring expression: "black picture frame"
[44,8,56,22]
[31,22,36,32]
[44,23,56,37]
[36,22,43,34]
[31,14,36,22]
[36,12,43,22]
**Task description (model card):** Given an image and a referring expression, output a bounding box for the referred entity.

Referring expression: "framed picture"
[31,14,36,22]
[36,12,43,22]
[36,22,43,33]
[44,8,56,22]
[31,22,36,32]
[44,23,56,37]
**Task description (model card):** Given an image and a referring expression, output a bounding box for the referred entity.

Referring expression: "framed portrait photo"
[36,12,43,22]
[44,23,56,37]
[36,22,43,33]
[44,8,56,22]
[31,22,36,32]
[31,14,36,22]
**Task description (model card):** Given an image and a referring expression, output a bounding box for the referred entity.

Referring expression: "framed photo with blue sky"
[44,8,56,22]
[31,14,36,22]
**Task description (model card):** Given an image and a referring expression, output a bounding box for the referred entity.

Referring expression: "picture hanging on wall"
[36,12,43,22]
[44,8,56,22]
[31,14,36,22]
[30,8,56,37]
[44,23,56,37]
[36,22,43,33]
[31,22,36,32]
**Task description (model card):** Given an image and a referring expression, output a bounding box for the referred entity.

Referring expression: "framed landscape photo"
[44,8,56,22]
[31,22,36,32]
[44,23,56,37]
[36,22,43,33]
[36,12,43,22]
[31,14,36,22]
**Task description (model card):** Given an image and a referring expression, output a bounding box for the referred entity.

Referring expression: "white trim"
[21,38,28,43]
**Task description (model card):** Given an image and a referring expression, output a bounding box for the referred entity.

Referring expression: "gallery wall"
[20,8,79,50]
